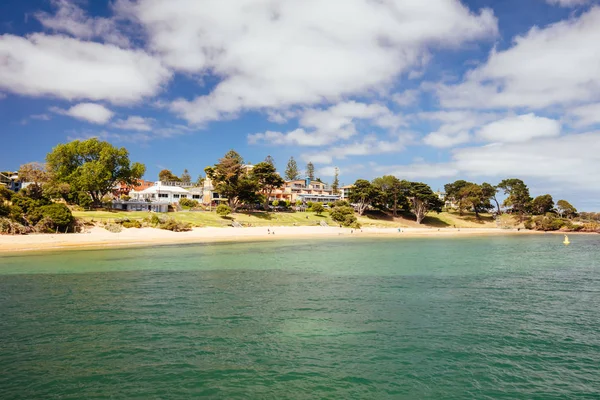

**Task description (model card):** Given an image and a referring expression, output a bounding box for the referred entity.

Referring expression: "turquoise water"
[1,235,599,399]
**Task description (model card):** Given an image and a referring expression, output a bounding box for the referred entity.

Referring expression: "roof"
[137,183,190,194]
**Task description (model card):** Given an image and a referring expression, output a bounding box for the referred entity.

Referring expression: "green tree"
[251,162,285,209]
[372,175,408,217]
[158,169,181,182]
[45,138,145,206]
[285,157,300,181]
[205,150,259,211]
[444,180,471,215]
[195,175,204,187]
[481,182,501,214]
[459,183,492,219]
[530,194,554,215]
[349,179,381,215]
[264,155,275,167]
[180,169,191,185]
[557,199,577,219]
[312,202,325,215]
[306,162,315,180]
[330,205,357,227]
[497,178,531,220]
[331,167,340,194]
[406,182,443,224]
[216,204,231,217]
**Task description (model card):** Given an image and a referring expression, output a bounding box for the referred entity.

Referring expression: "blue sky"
[1,0,599,209]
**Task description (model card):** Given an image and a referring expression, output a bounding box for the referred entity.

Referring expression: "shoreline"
[1,226,589,254]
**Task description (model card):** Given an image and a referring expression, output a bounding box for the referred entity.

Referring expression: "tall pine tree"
[332,167,340,194]
[306,162,315,180]
[285,157,300,181]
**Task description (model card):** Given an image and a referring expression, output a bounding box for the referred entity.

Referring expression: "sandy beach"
[0,226,548,253]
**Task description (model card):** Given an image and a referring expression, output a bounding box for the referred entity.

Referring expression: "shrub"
[0,204,10,217]
[104,223,122,233]
[179,198,199,208]
[122,220,142,229]
[295,200,303,207]
[216,204,231,217]
[159,219,192,232]
[39,204,74,228]
[312,203,325,215]
[0,186,13,201]
[272,200,280,208]
[330,206,355,223]
[307,201,314,209]
[120,194,131,201]
[0,217,29,235]
[344,214,358,227]
[285,200,291,208]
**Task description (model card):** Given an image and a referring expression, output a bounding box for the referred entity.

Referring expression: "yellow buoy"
[563,234,570,246]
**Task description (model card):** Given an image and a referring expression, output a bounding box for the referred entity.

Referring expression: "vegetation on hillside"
[3,140,596,235]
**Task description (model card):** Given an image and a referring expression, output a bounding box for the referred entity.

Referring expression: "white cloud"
[436,7,600,109]
[545,0,592,7]
[419,110,499,148]
[477,113,561,143]
[116,0,497,123]
[393,90,420,107]
[30,114,51,121]
[111,116,153,131]
[424,131,471,147]
[51,103,114,124]
[379,132,600,192]
[301,133,413,164]
[380,162,460,180]
[0,33,170,104]
[249,101,403,146]
[35,0,130,46]
[568,102,600,127]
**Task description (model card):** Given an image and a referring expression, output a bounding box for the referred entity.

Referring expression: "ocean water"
[1,235,599,399]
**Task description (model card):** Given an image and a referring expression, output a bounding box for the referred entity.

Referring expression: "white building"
[339,185,353,201]
[129,182,202,203]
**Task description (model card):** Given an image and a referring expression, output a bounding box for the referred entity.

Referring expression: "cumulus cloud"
[435,7,600,109]
[51,103,114,124]
[420,110,499,148]
[301,133,413,164]
[115,0,497,123]
[379,132,600,192]
[111,116,153,131]
[35,0,130,46]
[476,113,561,143]
[0,33,170,104]
[249,101,403,146]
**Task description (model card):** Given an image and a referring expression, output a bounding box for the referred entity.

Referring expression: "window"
[180,195,187,199]
[192,195,201,199]
[173,194,180,199]
[158,193,168,198]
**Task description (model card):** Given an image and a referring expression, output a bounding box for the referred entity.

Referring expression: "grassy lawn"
[72,209,337,227]
[72,209,514,229]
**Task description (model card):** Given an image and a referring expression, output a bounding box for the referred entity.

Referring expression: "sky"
[1,0,599,210]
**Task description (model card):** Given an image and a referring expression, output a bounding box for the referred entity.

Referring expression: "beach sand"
[0,226,542,253]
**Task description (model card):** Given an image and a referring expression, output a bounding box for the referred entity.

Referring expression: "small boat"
[563,234,570,246]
